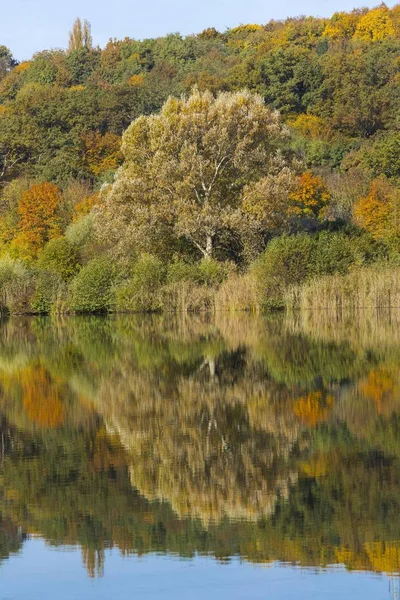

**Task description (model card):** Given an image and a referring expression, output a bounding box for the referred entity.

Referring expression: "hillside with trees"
[0,6,400,313]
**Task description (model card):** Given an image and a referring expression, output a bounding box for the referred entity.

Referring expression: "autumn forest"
[0,5,400,314]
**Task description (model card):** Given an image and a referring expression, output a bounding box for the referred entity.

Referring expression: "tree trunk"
[204,235,213,260]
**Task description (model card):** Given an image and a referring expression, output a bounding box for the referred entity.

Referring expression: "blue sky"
[1,0,398,60]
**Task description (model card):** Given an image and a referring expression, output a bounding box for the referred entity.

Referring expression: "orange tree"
[289,171,331,220]
[353,177,400,242]
[14,182,62,257]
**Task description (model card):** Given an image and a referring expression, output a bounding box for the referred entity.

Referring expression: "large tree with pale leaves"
[96,88,297,261]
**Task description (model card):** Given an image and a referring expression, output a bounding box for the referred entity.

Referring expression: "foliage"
[82,131,122,178]
[37,237,81,280]
[65,214,94,248]
[0,7,400,313]
[353,6,395,41]
[289,171,330,221]
[115,254,166,312]
[353,177,400,243]
[98,87,292,261]
[253,234,315,308]
[0,256,34,314]
[16,182,62,257]
[68,18,93,53]
[31,270,63,314]
[69,258,115,313]
[253,231,379,308]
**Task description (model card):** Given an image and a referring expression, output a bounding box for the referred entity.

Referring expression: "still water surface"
[0,311,399,598]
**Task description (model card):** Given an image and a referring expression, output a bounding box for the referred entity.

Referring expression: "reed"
[215,273,261,312]
[286,266,400,312]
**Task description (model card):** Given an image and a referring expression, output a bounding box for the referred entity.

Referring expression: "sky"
[1,0,398,60]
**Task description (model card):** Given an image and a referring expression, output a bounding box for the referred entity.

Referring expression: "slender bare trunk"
[204,235,213,260]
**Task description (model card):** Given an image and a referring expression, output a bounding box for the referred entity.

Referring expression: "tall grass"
[160,281,215,313]
[215,273,261,312]
[286,266,400,312]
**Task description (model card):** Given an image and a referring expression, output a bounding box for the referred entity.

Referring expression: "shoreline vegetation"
[1,6,400,315]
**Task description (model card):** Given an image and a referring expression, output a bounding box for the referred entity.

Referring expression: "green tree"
[0,46,17,81]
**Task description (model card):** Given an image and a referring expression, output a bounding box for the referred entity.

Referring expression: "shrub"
[311,232,356,276]
[65,214,94,248]
[0,256,35,314]
[253,232,382,309]
[253,234,314,308]
[38,237,80,280]
[198,259,233,287]
[115,254,166,312]
[166,259,233,288]
[31,270,63,314]
[166,260,202,284]
[69,258,115,313]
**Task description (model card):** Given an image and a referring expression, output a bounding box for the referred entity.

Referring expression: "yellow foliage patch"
[128,74,144,87]
[289,172,331,219]
[14,61,31,73]
[353,178,400,241]
[324,11,360,38]
[73,192,100,219]
[354,7,395,41]
[68,84,86,92]
[82,131,122,177]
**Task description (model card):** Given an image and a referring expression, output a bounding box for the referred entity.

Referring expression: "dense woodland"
[0,313,400,576]
[0,5,400,313]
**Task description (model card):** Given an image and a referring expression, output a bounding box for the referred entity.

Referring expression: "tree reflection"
[0,312,398,577]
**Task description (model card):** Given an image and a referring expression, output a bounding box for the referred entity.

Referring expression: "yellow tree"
[354,6,395,41]
[324,10,361,38]
[290,114,333,141]
[73,192,100,219]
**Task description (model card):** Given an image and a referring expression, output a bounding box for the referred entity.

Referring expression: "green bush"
[38,237,80,280]
[253,231,387,309]
[65,214,94,248]
[166,260,201,284]
[198,259,234,287]
[69,258,115,313]
[115,254,166,312]
[311,232,355,276]
[31,270,63,314]
[253,235,314,308]
[0,257,35,314]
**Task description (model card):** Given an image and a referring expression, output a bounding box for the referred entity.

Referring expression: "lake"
[0,311,399,599]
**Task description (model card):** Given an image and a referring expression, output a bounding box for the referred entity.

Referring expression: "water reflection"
[0,312,399,581]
